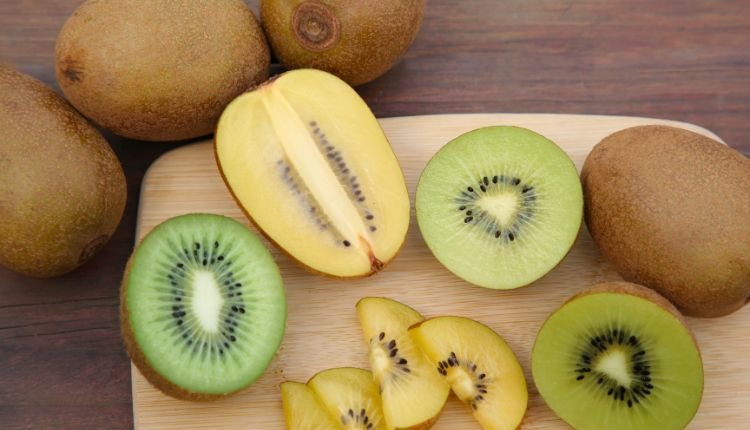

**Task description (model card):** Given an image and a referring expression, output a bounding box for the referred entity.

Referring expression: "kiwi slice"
[281,381,340,429]
[532,282,704,430]
[215,68,410,278]
[410,316,528,430]
[308,367,386,430]
[415,126,583,289]
[356,298,449,429]
[120,213,286,400]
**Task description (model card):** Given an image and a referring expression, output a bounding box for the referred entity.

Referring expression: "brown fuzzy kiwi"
[582,125,750,317]
[55,0,270,141]
[0,64,126,278]
[261,0,426,86]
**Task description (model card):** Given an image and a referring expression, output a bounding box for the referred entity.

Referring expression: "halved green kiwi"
[415,126,583,289]
[532,282,704,430]
[120,213,287,400]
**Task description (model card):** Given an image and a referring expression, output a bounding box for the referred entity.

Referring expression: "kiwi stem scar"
[260,87,376,265]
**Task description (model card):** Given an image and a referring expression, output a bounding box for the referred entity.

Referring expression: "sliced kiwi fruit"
[415,126,583,289]
[532,282,704,430]
[356,298,449,429]
[307,367,387,430]
[215,68,410,278]
[281,381,340,429]
[582,125,750,317]
[409,316,528,430]
[120,214,286,400]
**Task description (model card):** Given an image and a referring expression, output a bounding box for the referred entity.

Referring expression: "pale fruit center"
[478,192,519,226]
[370,345,391,381]
[191,270,224,334]
[261,89,374,260]
[447,367,477,403]
[594,349,631,387]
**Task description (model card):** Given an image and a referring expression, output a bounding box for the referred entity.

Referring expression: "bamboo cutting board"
[132,114,749,429]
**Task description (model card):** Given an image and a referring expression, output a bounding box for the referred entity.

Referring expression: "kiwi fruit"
[581,125,750,317]
[261,0,426,86]
[532,282,704,430]
[0,64,126,278]
[415,126,583,289]
[55,0,269,141]
[120,214,286,400]
[356,298,449,429]
[307,367,387,429]
[215,69,410,278]
[281,381,340,429]
[410,316,528,430]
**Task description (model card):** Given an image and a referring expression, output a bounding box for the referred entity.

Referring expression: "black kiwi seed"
[373,335,412,383]
[435,351,491,411]
[573,327,655,408]
[454,174,538,244]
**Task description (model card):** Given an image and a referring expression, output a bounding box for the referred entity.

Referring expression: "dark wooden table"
[1,1,748,428]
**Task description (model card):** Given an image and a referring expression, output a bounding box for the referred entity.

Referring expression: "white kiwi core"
[191,270,224,334]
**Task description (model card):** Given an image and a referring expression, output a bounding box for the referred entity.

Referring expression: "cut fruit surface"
[356,298,449,429]
[281,381,340,429]
[532,282,703,430]
[215,69,410,278]
[121,214,286,400]
[415,126,583,289]
[308,367,387,430]
[409,316,528,430]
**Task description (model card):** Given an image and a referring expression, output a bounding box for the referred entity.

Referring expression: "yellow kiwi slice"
[308,367,387,430]
[356,298,449,429]
[281,381,340,429]
[410,317,528,430]
[216,69,410,278]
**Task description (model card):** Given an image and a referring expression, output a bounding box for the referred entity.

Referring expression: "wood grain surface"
[0,1,748,429]
[132,114,745,429]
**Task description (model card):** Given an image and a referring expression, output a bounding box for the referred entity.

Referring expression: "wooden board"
[132,114,748,429]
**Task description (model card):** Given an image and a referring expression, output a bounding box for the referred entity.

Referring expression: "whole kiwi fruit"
[582,125,750,317]
[261,0,426,86]
[0,65,126,277]
[55,0,270,141]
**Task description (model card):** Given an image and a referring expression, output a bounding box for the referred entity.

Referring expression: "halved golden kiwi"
[215,69,410,278]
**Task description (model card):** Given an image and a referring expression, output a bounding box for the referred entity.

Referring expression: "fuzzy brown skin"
[0,64,126,277]
[120,245,241,401]
[55,0,270,142]
[261,0,426,86]
[582,125,750,317]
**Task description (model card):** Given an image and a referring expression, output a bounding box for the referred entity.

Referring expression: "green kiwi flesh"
[416,126,583,289]
[532,282,703,430]
[121,214,286,400]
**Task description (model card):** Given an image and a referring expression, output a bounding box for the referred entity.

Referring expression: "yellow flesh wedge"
[215,69,410,277]
[410,317,528,430]
[357,298,450,429]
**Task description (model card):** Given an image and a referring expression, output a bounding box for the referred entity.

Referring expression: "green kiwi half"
[532,282,703,430]
[120,213,287,400]
[416,126,583,289]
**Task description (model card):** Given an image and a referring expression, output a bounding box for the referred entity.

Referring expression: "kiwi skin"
[261,0,426,86]
[582,125,750,317]
[55,0,270,141]
[0,64,126,278]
